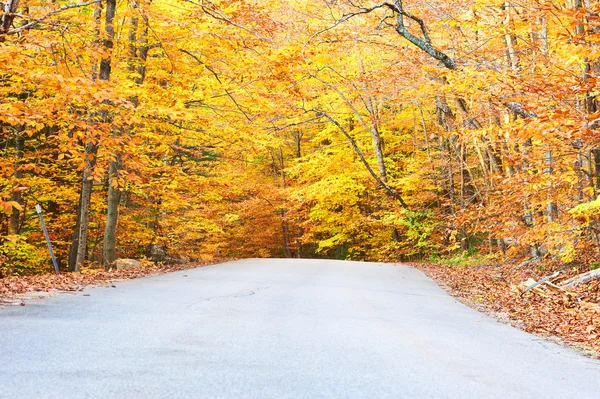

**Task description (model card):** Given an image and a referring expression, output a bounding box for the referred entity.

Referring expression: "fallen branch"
[561,269,600,288]
[521,271,560,297]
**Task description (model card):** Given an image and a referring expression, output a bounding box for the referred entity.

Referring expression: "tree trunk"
[281,214,292,258]
[292,131,302,158]
[593,149,600,192]
[296,217,302,259]
[545,148,556,223]
[98,0,116,82]
[359,59,388,183]
[135,1,150,85]
[0,0,20,35]
[370,128,387,183]
[127,0,139,74]
[73,0,116,272]
[68,191,82,272]
[70,1,102,271]
[9,129,24,235]
[102,0,149,269]
[102,154,121,268]
[89,2,102,81]
[73,141,98,271]
[504,2,519,71]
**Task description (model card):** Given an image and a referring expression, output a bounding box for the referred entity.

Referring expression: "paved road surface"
[1,259,599,398]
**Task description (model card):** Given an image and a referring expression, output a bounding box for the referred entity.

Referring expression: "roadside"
[0,260,222,306]
[4,257,599,359]
[411,261,600,357]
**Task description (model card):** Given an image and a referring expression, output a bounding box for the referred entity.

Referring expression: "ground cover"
[413,261,600,357]
[0,261,220,306]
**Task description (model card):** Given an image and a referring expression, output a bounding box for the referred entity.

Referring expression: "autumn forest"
[2,0,600,276]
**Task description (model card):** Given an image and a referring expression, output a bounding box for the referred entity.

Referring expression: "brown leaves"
[0,261,218,303]
[413,262,600,357]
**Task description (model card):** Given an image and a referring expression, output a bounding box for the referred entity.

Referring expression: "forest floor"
[0,260,222,306]
[412,261,600,358]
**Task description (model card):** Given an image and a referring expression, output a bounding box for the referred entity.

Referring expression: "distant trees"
[2,0,600,275]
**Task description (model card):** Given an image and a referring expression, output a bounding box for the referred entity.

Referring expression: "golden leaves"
[0,201,22,213]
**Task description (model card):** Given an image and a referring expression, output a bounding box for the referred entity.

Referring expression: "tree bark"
[135,1,150,85]
[73,0,115,271]
[0,0,20,35]
[292,131,302,158]
[296,217,303,259]
[281,212,292,258]
[73,141,98,271]
[68,191,82,272]
[545,148,556,223]
[102,0,150,269]
[358,59,388,183]
[98,0,116,82]
[9,129,24,235]
[504,2,519,71]
[102,154,121,268]
[593,149,600,191]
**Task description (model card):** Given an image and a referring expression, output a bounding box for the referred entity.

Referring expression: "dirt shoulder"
[411,262,600,358]
[0,260,224,306]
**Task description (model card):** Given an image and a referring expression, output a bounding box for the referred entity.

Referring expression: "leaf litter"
[0,261,219,306]
[411,261,600,358]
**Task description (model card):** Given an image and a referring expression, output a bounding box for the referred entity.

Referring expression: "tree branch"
[310,109,409,209]
[503,101,537,119]
[180,49,252,121]
[4,1,100,35]
[315,2,543,119]
[0,0,20,35]
[393,1,456,69]
[182,0,271,43]
[303,2,395,57]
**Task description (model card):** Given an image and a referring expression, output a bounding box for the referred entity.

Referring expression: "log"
[560,269,600,287]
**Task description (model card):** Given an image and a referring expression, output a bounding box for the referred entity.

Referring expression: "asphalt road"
[1,259,599,399]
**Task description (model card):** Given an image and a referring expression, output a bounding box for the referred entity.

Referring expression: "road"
[1,259,599,398]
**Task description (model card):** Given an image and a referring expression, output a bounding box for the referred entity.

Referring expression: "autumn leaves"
[2,1,600,275]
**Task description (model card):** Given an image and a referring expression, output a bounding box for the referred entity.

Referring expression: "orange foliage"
[2,0,600,275]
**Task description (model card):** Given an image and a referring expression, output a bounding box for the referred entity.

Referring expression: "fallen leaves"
[0,261,220,304]
[411,262,600,357]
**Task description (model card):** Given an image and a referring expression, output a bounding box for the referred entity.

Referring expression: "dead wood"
[560,269,600,288]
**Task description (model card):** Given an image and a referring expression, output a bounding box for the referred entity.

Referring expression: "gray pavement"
[0,258,599,398]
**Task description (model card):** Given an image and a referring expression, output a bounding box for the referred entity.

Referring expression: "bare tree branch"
[503,101,537,119]
[310,109,410,209]
[304,1,456,69]
[182,0,271,43]
[308,2,545,119]
[3,1,100,35]
[303,2,394,58]
[392,0,457,69]
[180,49,252,121]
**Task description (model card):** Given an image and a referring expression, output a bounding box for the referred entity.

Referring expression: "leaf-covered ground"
[0,261,220,306]
[412,262,600,357]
